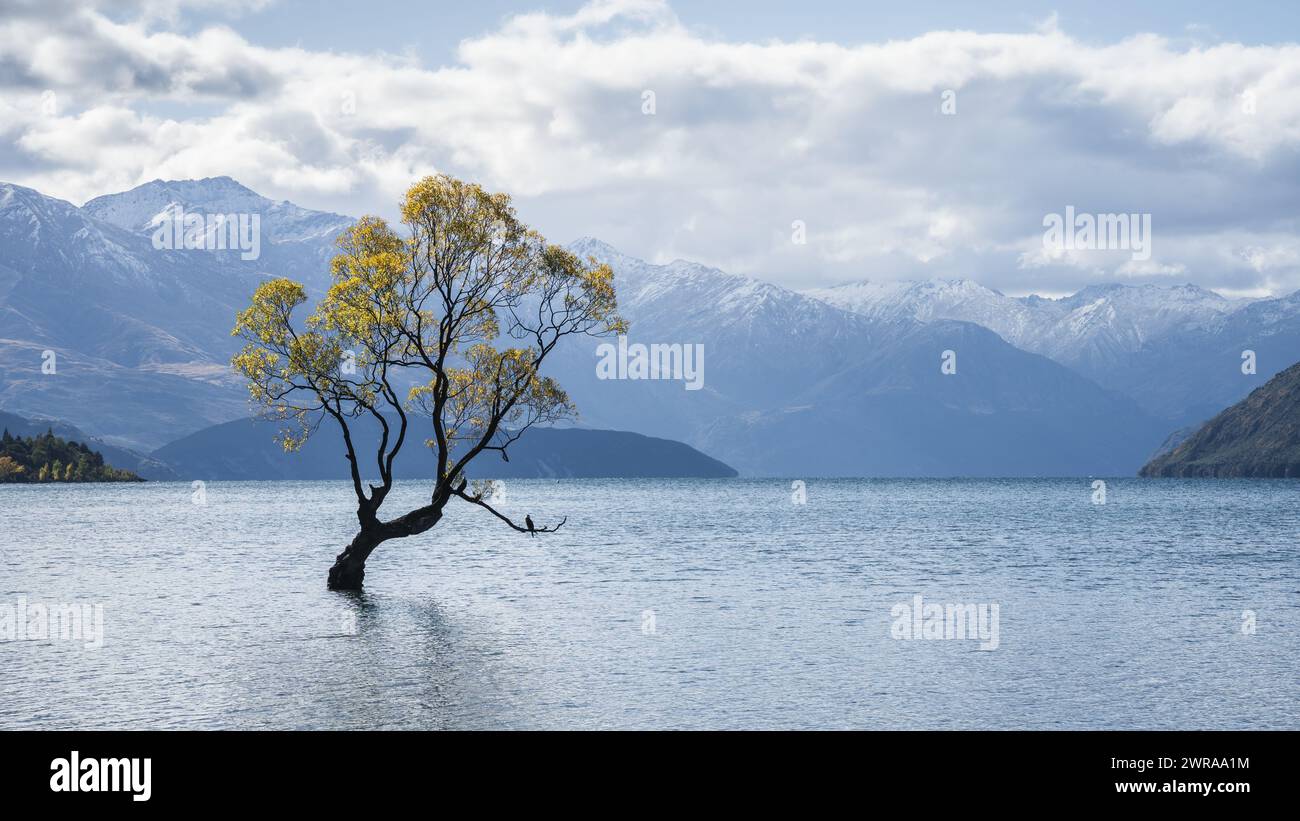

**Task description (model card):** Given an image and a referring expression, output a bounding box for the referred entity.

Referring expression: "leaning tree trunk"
[327,529,383,590]
[327,505,442,589]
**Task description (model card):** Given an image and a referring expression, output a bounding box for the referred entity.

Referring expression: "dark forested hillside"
[1140,361,1300,477]
[0,428,143,482]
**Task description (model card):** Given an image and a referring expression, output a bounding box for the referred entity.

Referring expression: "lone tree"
[232,175,624,589]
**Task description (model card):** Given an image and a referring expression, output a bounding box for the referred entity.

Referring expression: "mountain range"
[0,177,350,449]
[1,176,1295,477]
[544,239,1172,476]
[805,278,1297,425]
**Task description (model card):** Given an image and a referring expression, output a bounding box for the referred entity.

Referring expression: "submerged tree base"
[327,532,377,590]
[327,552,366,590]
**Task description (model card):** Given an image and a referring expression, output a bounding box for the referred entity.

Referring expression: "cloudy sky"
[2,0,1299,296]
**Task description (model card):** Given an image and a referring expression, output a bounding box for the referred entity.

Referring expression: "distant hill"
[1140,361,1300,477]
[151,417,738,481]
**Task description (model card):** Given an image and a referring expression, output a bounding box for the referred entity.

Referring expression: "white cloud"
[1,0,1299,295]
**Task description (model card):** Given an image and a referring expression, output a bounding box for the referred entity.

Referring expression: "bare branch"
[452,483,566,534]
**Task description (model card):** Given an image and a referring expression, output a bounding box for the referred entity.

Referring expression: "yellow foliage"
[230,173,624,469]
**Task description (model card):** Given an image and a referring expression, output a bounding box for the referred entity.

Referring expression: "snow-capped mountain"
[565,237,882,410]
[1106,289,1300,424]
[84,176,352,244]
[1,183,162,289]
[82,176,353,300]
[806,276,1285,425]
[805,278,1027,332]
[552,239,1169,475]
[806,278,1249,368]
[0,178,354,448]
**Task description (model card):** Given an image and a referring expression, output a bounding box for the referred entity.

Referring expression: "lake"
[2,478,1297,729]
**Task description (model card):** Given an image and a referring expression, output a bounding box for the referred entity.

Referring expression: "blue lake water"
[1,478,1297,729]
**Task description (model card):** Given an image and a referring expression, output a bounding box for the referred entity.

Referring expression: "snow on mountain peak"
[82,177,352,243]
[807,275,1258,372]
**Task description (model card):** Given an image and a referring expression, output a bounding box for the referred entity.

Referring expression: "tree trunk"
[327,505,442,589]
[327,529,382,590]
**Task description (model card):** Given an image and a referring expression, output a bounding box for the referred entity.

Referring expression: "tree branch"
[451,482,566,534]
